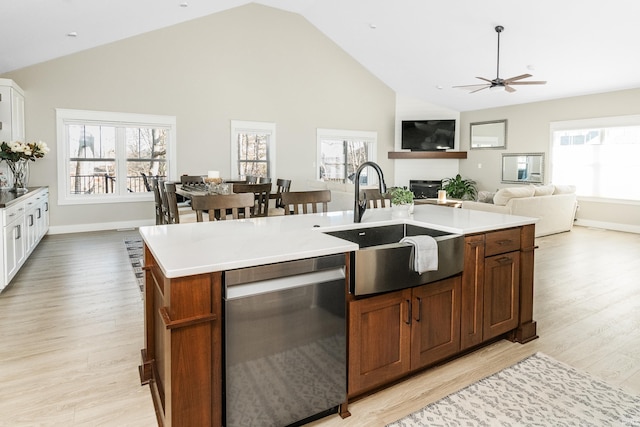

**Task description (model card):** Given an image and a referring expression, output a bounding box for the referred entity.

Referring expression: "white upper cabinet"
[0,78,25,142]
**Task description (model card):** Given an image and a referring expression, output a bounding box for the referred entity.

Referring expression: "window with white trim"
[317,129,377,184]
[56,109,176,205]
[550,115,640,201]
[230,120,276,180]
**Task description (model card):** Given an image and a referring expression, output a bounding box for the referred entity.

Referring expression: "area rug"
[387,352,640,426]
[124,238,144,293]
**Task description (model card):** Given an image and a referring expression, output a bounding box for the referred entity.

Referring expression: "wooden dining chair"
[360,188,391,209]
[190,193,255,221]
[151,177,165,224]
[164,182,197,224]
[245,175,258,184]
[232,183,271,217]
[274,179,291,208]
[281,190,331,215]
[258,177,272,184]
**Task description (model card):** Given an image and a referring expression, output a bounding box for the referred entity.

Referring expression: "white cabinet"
[0,78,25,142]
[0,188,49,292]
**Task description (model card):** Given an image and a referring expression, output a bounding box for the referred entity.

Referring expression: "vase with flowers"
[0,141,49,193]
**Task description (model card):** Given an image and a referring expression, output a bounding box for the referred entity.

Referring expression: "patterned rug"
[124,238,144,293]
[387,352,640,426]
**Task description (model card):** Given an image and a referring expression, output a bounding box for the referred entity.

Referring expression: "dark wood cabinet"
[410,276,461,370]
[139,245,222,427]
[461,225,537,351]
[348,288,412,395]
[348,276,461,397]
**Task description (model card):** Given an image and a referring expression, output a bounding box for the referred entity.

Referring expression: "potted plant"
[442,174,477,200]
[388,186,414,217]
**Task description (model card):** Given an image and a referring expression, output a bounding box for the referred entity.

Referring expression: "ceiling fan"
[453,25,546,93]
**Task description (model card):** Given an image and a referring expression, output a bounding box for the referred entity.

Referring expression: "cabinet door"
[483,252,520,339]
[410,276,461,370]
[4,219,25,283]
[460,234,485,350]
[348,288,412,396]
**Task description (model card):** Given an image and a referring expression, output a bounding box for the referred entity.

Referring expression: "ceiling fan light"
[489,85,505,92]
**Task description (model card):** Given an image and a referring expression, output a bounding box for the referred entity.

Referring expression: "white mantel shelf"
[388,151,467,159]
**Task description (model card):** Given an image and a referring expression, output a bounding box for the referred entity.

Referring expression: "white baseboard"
[575,219,640,234]
[48,219,155,235]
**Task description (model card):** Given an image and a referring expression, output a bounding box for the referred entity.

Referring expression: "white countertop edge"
[140,205,537,279]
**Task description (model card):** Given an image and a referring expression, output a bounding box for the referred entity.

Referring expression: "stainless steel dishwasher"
[223,254,346,427]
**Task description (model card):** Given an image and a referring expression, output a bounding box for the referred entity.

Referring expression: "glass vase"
[7,159,29,193]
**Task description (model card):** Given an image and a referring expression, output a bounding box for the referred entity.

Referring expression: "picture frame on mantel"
[470,119,507,149]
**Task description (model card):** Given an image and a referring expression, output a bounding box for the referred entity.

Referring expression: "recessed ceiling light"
[369,23,377,29]
[67,31,78,37]
[436,85,444,90]
[179,2,188,7]
[527,64,536,71]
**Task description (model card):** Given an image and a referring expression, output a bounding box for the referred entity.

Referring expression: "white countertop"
[139,204,537,278]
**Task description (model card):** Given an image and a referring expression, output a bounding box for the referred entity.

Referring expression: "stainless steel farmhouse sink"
[325,224,464,296]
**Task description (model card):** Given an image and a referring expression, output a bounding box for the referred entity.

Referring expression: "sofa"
[461,184,578,237]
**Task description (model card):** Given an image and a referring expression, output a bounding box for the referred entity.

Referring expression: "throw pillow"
[477,191,496,203]
[531,184,555,196]
[553,184,577,195]
[493,186,535,206]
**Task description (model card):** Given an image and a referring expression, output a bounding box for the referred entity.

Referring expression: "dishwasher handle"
[225,267,345,300]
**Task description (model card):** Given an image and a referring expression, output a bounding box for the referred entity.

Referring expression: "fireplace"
[410,180,442,199]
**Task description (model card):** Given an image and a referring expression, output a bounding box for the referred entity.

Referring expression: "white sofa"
[461,184,578,237]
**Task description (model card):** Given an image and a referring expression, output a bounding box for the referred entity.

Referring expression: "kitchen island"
[139,204,538,427]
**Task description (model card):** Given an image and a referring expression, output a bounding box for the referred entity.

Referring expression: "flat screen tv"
[401,119,456,151]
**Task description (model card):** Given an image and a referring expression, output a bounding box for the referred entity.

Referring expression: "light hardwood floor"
[0,226,638,426]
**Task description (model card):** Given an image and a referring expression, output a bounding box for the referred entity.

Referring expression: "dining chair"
[164,182,197,224]
[360,188,391,209]
[141,172,152,192]
[258,177,272,184]
[232,183,271,217]
[245,176,258,184]
[281,190,331,215]
[151,177,165,224]
[190,193,255,221]
[274,179,292,208]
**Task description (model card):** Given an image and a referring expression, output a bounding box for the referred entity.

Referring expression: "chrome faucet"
[354,161,387,223]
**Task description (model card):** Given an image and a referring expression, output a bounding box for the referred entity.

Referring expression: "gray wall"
[3,4,396,232]
[459,88,640,232]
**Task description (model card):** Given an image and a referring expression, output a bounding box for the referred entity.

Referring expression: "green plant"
[388,186,414,205]
[442,174,477,200]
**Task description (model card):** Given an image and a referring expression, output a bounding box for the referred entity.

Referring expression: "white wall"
[459,88,640,233]
[2,4,396,232]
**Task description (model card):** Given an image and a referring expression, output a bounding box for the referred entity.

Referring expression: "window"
[56,109,176,205]
[550,115,640,201]
[317,129,377,184]
[230,121,276,180]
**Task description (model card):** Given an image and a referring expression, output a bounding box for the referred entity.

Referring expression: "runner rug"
[124,238,144,293]
[387,352,640,426]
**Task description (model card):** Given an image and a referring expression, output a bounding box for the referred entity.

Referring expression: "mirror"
[502,153,544,184]
[470,120,507,149]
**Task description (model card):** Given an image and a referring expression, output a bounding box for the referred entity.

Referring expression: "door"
[348,288,411,396]
[411,276,461,370]
[483,252,520,339]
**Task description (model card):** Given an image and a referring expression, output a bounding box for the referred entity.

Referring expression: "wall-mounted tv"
[401,120,456,151]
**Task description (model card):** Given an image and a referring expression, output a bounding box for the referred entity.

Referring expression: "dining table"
[175,183,281,202]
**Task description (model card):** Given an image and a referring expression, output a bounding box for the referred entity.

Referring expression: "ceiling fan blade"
[470,85,490,94]
[452,83,490,90]
[504,85,516,93]
[508,80,547,85]
[503,74,532,83]
[476,77,493,83]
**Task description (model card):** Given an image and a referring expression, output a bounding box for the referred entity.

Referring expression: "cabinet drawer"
[485,228,520,256]
[3,202,25,225]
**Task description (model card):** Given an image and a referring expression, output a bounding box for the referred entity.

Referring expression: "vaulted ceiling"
[2,0,639,111]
